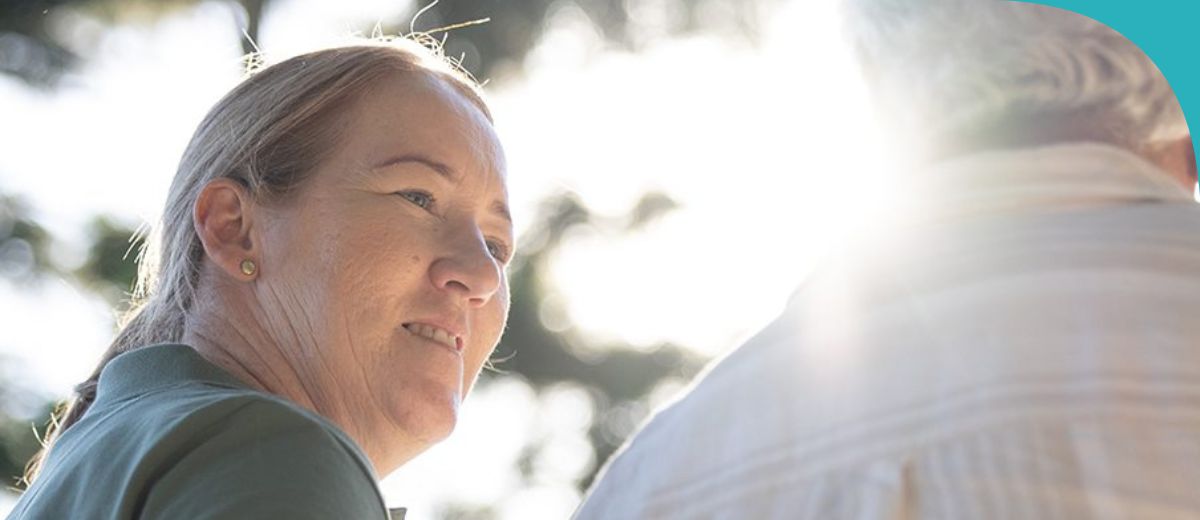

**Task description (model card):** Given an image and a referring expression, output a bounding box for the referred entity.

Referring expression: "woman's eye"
[396,190,435,210]
[486,239,511,263]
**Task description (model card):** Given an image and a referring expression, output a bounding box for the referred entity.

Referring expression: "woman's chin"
[364,392,460,475]
[389,384,462,446]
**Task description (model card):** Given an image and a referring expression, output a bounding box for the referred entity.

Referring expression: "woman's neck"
[182,283,318,413]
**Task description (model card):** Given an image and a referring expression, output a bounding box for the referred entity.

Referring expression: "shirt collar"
[91,344,410,515]
[895,142,1194,225]
[95,343,250,405]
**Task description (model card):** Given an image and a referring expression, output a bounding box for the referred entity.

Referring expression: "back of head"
[842,0,1187,162]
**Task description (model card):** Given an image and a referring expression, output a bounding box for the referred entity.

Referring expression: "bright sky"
[0,0,891,517]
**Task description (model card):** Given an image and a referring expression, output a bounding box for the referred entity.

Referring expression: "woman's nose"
[428,229,503,307]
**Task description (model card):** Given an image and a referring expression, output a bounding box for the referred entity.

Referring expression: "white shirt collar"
[895,142,1194,225]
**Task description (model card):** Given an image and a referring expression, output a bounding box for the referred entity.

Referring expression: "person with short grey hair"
[846,0,1191,182]
[575,2,1200,518]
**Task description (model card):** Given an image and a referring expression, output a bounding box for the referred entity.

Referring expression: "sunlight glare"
[521,0,897,357]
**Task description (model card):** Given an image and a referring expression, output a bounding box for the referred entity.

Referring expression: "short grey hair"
[843,0,1187,154]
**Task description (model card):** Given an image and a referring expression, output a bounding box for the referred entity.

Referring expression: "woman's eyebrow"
[372,154,458,182]
[492,200,513,226]
[373,154,511,225]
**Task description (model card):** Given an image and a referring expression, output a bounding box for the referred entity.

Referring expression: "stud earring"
[240,259,257,276]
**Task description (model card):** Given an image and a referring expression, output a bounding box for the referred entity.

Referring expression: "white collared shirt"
[575,143,1200,520]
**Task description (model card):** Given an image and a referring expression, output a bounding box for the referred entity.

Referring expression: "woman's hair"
[842,0,1187,157]
[24,37,491,484]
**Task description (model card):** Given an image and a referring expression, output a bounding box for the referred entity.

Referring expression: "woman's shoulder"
[20,345,390,519]
[133,390,389,518]
[87,344,368,464]
[138,383,372,471]
[84,343,376,475]
[38,387,390,519]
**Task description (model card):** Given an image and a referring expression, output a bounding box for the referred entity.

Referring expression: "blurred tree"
[0,400,54,489]
[400,0,770,81]
[441,504,497,520]
[75,215,142,304]
[0,0,74,87]
[0,191,59,490]
[486,191,706,490]
[0,193,54,281]
[0,0,262,87]
[0,210,144,490]
[2,0,774,86]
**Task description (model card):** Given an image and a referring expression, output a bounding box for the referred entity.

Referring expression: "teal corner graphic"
[1024,0,1200,161]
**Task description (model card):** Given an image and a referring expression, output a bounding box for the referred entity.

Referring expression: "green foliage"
[3,0,773,87]
[487,191,705,489]
[0,193,53,280]
[76,216,142,303]
[0,191,56,488]
[440,504,497,520]
[0,0,76,87]
[396,0,771,81]
[0,403,56,491]
[0,0,242,87]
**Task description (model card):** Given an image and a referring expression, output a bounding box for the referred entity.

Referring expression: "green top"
[8,344,405,520]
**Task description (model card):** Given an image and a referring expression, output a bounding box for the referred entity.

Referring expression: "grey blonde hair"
[843,0,1187,157]
[25,38,491,484]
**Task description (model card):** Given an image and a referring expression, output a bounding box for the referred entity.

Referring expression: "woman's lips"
[403,322,463,352]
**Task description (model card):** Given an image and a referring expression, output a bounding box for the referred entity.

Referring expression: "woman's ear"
[194,178,259,280]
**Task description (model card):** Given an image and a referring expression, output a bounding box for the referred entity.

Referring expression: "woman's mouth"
[403,322,464,352]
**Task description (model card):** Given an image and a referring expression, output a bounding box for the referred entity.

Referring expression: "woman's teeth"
[404,323,457,350]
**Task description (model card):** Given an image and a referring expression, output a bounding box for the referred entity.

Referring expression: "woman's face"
[254,73,511,471]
